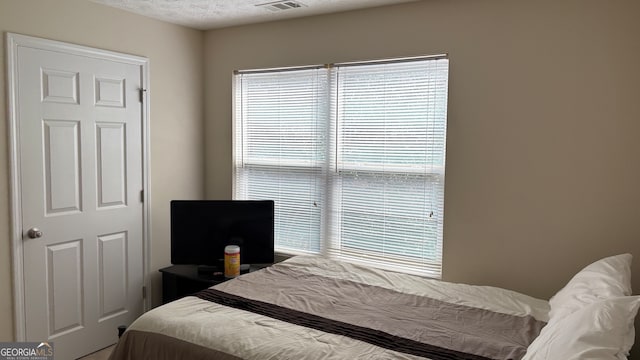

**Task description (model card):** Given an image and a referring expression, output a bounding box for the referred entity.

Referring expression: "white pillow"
[549,254,632,321]
[523,296,640,360]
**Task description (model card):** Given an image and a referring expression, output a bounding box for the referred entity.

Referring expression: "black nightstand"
[159,264,253,304]
[159,264,227,304]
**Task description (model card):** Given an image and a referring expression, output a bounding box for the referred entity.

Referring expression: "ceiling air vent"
[256,0,307,12]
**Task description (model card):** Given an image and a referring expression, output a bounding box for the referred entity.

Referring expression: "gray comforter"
[110,255,549,360]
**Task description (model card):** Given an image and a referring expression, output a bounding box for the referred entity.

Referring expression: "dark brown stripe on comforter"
[197,288,491,360]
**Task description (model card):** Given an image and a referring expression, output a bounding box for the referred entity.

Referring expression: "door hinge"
[142,286,147,299]
[139,88,147,102]
[140,190,144,202]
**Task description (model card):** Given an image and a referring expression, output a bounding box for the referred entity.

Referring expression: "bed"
[109,254,638,360]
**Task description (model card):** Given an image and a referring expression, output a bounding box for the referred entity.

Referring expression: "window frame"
[233,55,449,278]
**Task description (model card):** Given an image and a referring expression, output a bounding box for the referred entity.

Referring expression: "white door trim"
[5,32,152,341]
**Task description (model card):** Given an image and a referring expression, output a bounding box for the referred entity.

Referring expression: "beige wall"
[0,0,205,340]
[204,0,640,300]
[206,2,640,352]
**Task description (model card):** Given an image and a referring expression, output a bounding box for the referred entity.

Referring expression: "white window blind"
[234,56,449,278]
[327,59,448,278]
[234,67,328,254]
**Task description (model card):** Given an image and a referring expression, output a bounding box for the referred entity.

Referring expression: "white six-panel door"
[7,34,149,359]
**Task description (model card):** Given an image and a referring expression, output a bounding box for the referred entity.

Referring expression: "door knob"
[27,228,43,239]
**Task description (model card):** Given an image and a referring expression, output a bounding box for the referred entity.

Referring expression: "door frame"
[6,32,152,341]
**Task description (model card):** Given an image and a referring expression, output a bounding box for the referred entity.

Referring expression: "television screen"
[170,200,274,266]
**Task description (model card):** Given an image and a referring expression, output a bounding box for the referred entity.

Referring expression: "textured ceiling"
[90,0,418,30]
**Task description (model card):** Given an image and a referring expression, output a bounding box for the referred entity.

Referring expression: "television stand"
[197,264,222,274]
[196,263,250,274]
[159,264,251,304]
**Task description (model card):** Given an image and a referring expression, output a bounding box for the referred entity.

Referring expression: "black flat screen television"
[170,200,275,267]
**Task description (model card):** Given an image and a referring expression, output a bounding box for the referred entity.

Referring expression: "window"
[234,56,449,278]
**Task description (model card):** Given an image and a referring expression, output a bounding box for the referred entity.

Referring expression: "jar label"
[224,251,240,278]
